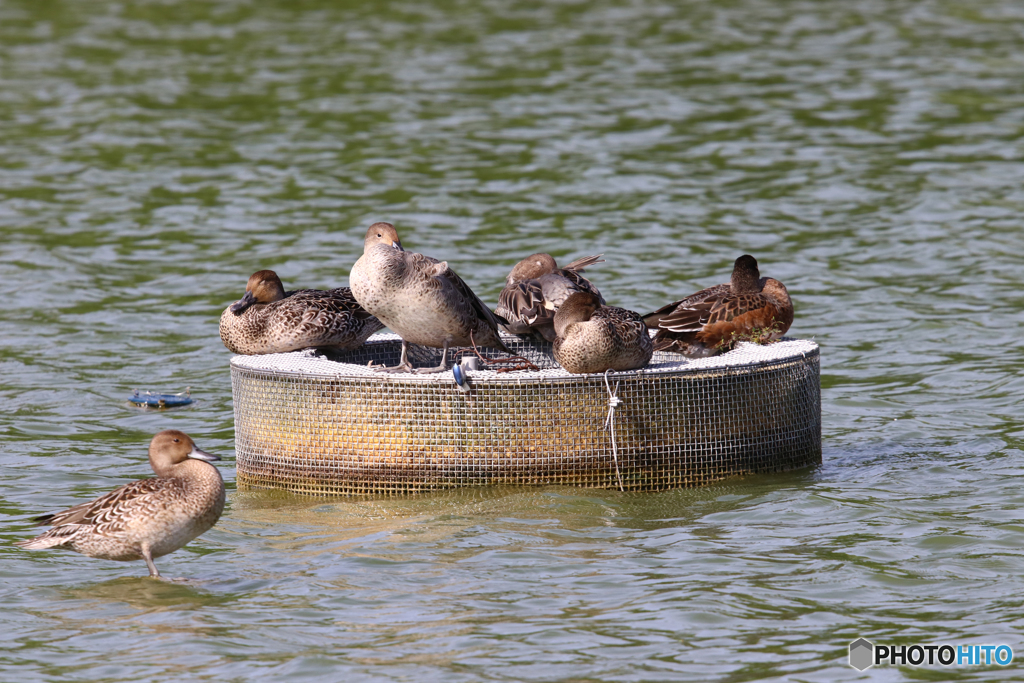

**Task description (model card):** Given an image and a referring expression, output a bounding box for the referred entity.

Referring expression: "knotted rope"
[603,369,624,492]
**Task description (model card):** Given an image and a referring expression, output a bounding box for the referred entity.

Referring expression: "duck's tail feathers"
[563,254,605,272]
[15,525,81,549]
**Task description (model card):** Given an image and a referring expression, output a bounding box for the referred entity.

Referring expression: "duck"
[642,254,793,357]
[220,269,384,355]
[16,430,225,579]
[349,222,512,373]
[552,291,653,374]
[495,253,605,342]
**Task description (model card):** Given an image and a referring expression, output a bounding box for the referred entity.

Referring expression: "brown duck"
[16,430,225,578]
[349,222,511,373]
[643,255,793,357]
[220,270,383,355]
[553,291,653,374]
[496,253,605,342]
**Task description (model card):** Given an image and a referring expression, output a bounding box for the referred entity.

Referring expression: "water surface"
[2,0,1024,680]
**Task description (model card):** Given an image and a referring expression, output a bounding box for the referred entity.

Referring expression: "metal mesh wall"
[231,334,821,495]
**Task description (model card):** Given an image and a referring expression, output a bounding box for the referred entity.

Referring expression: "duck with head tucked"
[496,252,605,342]
[552,291,653,374]
[643,254,793,357]
[349,222,512,373]
[220,269,384,355]
[16,430,225,579]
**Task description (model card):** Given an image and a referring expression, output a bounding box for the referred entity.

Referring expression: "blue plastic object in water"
[129,389,193,408]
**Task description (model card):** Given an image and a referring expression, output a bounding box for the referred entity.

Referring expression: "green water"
[2,0,1024,680]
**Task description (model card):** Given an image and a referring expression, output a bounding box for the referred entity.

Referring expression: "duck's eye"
[173,438,180,443]
[377,233,382,238]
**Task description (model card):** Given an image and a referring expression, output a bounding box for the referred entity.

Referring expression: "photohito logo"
[848,638,1013,670]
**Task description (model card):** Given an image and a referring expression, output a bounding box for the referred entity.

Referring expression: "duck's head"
[553,291,602,338]
[364,222,403,252]
[730,255,761,293]
[148,430,220,476]
[230,270,286,315]
[507,253,557,284]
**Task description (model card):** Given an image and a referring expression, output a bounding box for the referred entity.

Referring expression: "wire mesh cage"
[230,333,820,495]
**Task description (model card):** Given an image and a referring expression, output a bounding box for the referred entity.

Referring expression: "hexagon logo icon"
[849,638,874,670]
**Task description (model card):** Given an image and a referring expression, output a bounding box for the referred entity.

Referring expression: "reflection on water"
[2,0,1024,680]
[62,576,236,611]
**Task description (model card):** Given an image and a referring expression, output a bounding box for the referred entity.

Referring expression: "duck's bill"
[229,291,257,315]
[392,240,403,251]
[188,446,221,462]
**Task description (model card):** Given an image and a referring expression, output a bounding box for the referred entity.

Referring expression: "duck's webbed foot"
[373,362,416,373]
[370,340,417,373]
[412,341,451,374]
[412,364,450,374]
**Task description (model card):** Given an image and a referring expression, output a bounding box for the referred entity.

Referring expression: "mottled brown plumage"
[496,253,605,342]
[220,270,383,355]
[16,430,225,578]
[643,255,794,357]
[349,222,511,373]
[552,291,653,374]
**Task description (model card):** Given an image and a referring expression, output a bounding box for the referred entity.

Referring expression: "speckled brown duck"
[220,270,384,355]
[552,291,653,374]
[643,254,793,357]
[16,430,225,578]
[350,222,512,373]
[495,253,605,342]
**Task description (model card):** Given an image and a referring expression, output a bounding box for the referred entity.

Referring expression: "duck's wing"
[498,268,607,338]
[326,287,375,316]
[642,299,680,328]
[32,478,178,532]
[408,251,509,337]
[549,268,604,306]
[446,265,508,333]
[282,288,383,342]
[657,289,780,345]
[642,282,731,329]
[708,294,767,325]
[657,290,756,333]
[688,291,793,351]
[286,288,361,313]
[559,254,605,304]
[598,305,650,347]
[496,280,548,334]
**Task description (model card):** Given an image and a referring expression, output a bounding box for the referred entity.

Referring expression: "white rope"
[603,369,624,492]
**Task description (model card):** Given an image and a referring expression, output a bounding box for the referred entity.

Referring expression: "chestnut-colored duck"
[643,255,793,357]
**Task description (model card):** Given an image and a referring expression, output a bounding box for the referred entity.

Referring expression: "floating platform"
[230,334,820,495]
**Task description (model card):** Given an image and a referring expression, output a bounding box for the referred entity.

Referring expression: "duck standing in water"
[349,222,512,373]
[552,291,653,374]
[16,430,225,579]
[496,252,605,342]
[643,255,793,357]
[220,269,383,355]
